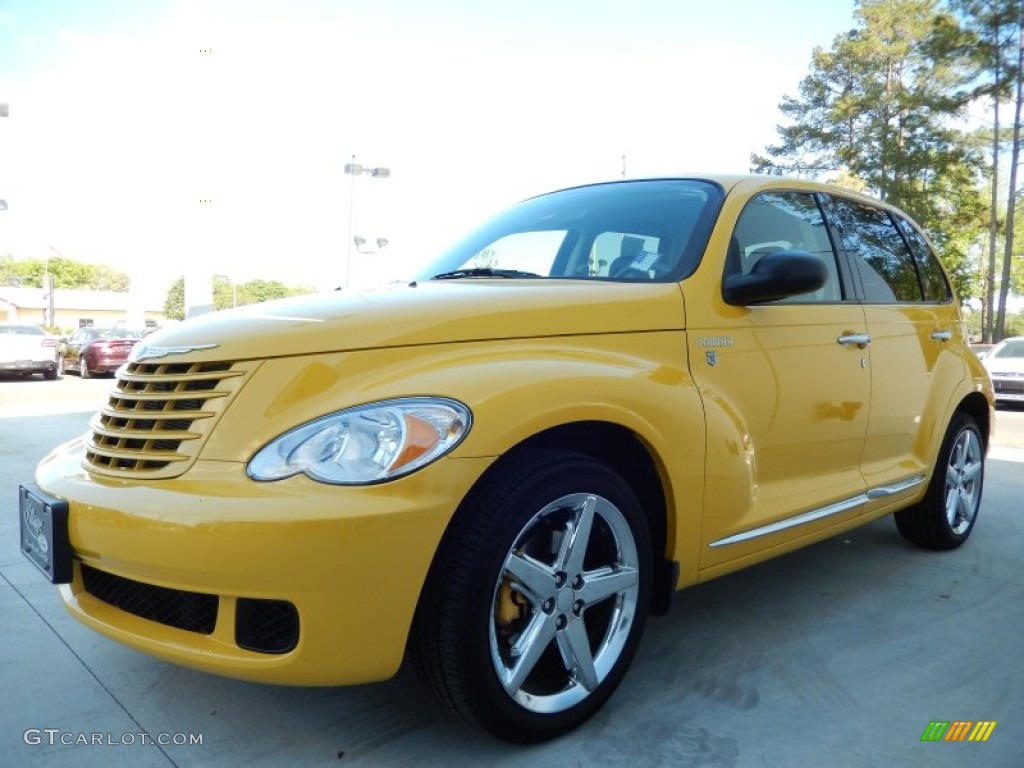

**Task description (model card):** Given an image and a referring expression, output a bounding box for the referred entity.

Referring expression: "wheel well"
[957,392,991,451]
[489,421,675,615]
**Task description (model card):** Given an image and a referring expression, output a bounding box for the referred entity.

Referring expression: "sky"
[0,0,858,297]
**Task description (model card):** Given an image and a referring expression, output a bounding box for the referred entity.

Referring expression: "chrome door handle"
[931,330,952,341]
[838,334,871,347]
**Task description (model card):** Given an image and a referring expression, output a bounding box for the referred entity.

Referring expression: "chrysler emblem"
[131,343,220,362]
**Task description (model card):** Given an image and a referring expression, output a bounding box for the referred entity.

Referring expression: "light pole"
[343,156,390,289]
[0,103,7,214]
[44,245,60,328]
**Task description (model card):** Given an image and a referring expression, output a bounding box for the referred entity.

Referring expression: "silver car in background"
[0,323,59,380]
[982,336,1024,404]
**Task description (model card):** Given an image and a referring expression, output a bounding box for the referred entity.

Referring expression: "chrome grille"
[84,360,256,479]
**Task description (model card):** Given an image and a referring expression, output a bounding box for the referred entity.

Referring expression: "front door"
[684,186,871,570]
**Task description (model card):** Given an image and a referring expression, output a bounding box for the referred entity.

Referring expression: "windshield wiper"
[430,267,542,280]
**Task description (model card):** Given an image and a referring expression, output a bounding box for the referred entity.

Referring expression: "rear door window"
[832,198,924,303]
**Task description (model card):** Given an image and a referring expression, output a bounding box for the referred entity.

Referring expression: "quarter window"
[832,199,924,303]
[895,217,951,303]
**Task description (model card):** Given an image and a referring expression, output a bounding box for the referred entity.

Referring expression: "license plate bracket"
[19,485,72,584]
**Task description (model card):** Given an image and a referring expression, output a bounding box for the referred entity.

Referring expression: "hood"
[135,280,685,363]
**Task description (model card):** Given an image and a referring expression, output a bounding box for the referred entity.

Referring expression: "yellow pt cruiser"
[20,175,994,742]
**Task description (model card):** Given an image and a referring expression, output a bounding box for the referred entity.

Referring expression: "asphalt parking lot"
[1,374,1022,767]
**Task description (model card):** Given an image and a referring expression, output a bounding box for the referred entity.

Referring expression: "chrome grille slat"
[85,443,191,463]
[89,423,200,442]
[117,369,245,384]
[97,410,214,425]
[83,359,255,479]
[108,390,230,404]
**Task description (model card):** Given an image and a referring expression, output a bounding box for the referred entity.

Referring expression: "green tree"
[949,0,1020,339]
[164,276,315,319]
[91,264,131,292]
[752,0,988,299]
[995,4,1024,341]
[241,279,298,304]
[0,255,130,290]
[164,276,185,321]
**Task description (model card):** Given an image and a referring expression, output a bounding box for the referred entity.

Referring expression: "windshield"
[93,328,143,340]
[415,179,723,283]
[992,339,1024,358]
[0,325,44,335]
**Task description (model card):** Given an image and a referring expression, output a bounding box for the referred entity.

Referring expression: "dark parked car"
[58,327,143,378]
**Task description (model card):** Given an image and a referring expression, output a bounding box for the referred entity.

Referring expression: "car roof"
[539,174,910,214]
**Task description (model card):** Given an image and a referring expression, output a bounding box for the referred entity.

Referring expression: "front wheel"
[79,356,91,379]
[411,450,652,742]
[895,412,984,550]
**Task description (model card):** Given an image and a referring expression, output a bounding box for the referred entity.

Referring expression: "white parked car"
[982,336,1024,404]
[0,322,59,380]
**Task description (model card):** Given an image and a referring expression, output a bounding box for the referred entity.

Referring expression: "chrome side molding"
[709,475,927,548]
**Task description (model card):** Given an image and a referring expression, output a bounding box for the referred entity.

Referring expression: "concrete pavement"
[1,403,1022,767]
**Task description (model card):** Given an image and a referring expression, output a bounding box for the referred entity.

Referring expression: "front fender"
[201,333,706,583]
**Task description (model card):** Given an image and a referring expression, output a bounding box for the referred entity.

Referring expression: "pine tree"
[752,0,987,297]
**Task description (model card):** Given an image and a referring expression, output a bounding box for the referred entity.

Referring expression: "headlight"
[247,397,472,485]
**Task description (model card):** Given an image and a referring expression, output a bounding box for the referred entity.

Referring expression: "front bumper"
[36,440,491,685]
[990,377,1024,402]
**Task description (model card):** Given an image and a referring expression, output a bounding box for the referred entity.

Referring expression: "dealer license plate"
[19,485,72,584]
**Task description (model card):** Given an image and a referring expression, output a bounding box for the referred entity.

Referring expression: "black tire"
[79,356,91,379]
[894,412,984,550]
[43,365,58,381]
[411,449,652,743]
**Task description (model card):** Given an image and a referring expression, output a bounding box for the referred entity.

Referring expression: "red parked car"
[58,327,143,378]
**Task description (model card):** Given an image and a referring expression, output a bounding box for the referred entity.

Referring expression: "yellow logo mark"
[967,721,997,742]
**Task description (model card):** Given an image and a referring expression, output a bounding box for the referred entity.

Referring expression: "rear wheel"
[895,412,984,550]
[411,450,652,742]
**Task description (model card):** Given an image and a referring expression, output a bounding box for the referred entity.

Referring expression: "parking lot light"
[343,156,390,289]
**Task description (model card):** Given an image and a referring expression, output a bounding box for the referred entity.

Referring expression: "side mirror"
[722,249,828,305]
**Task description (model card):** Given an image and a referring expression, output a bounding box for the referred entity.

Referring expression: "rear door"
[828,195,965,510]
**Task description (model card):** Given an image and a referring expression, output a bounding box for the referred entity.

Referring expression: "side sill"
[708,474,926,549]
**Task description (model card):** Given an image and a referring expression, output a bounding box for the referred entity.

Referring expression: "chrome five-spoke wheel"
[490,492,640,713]
[411,449,652,743]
